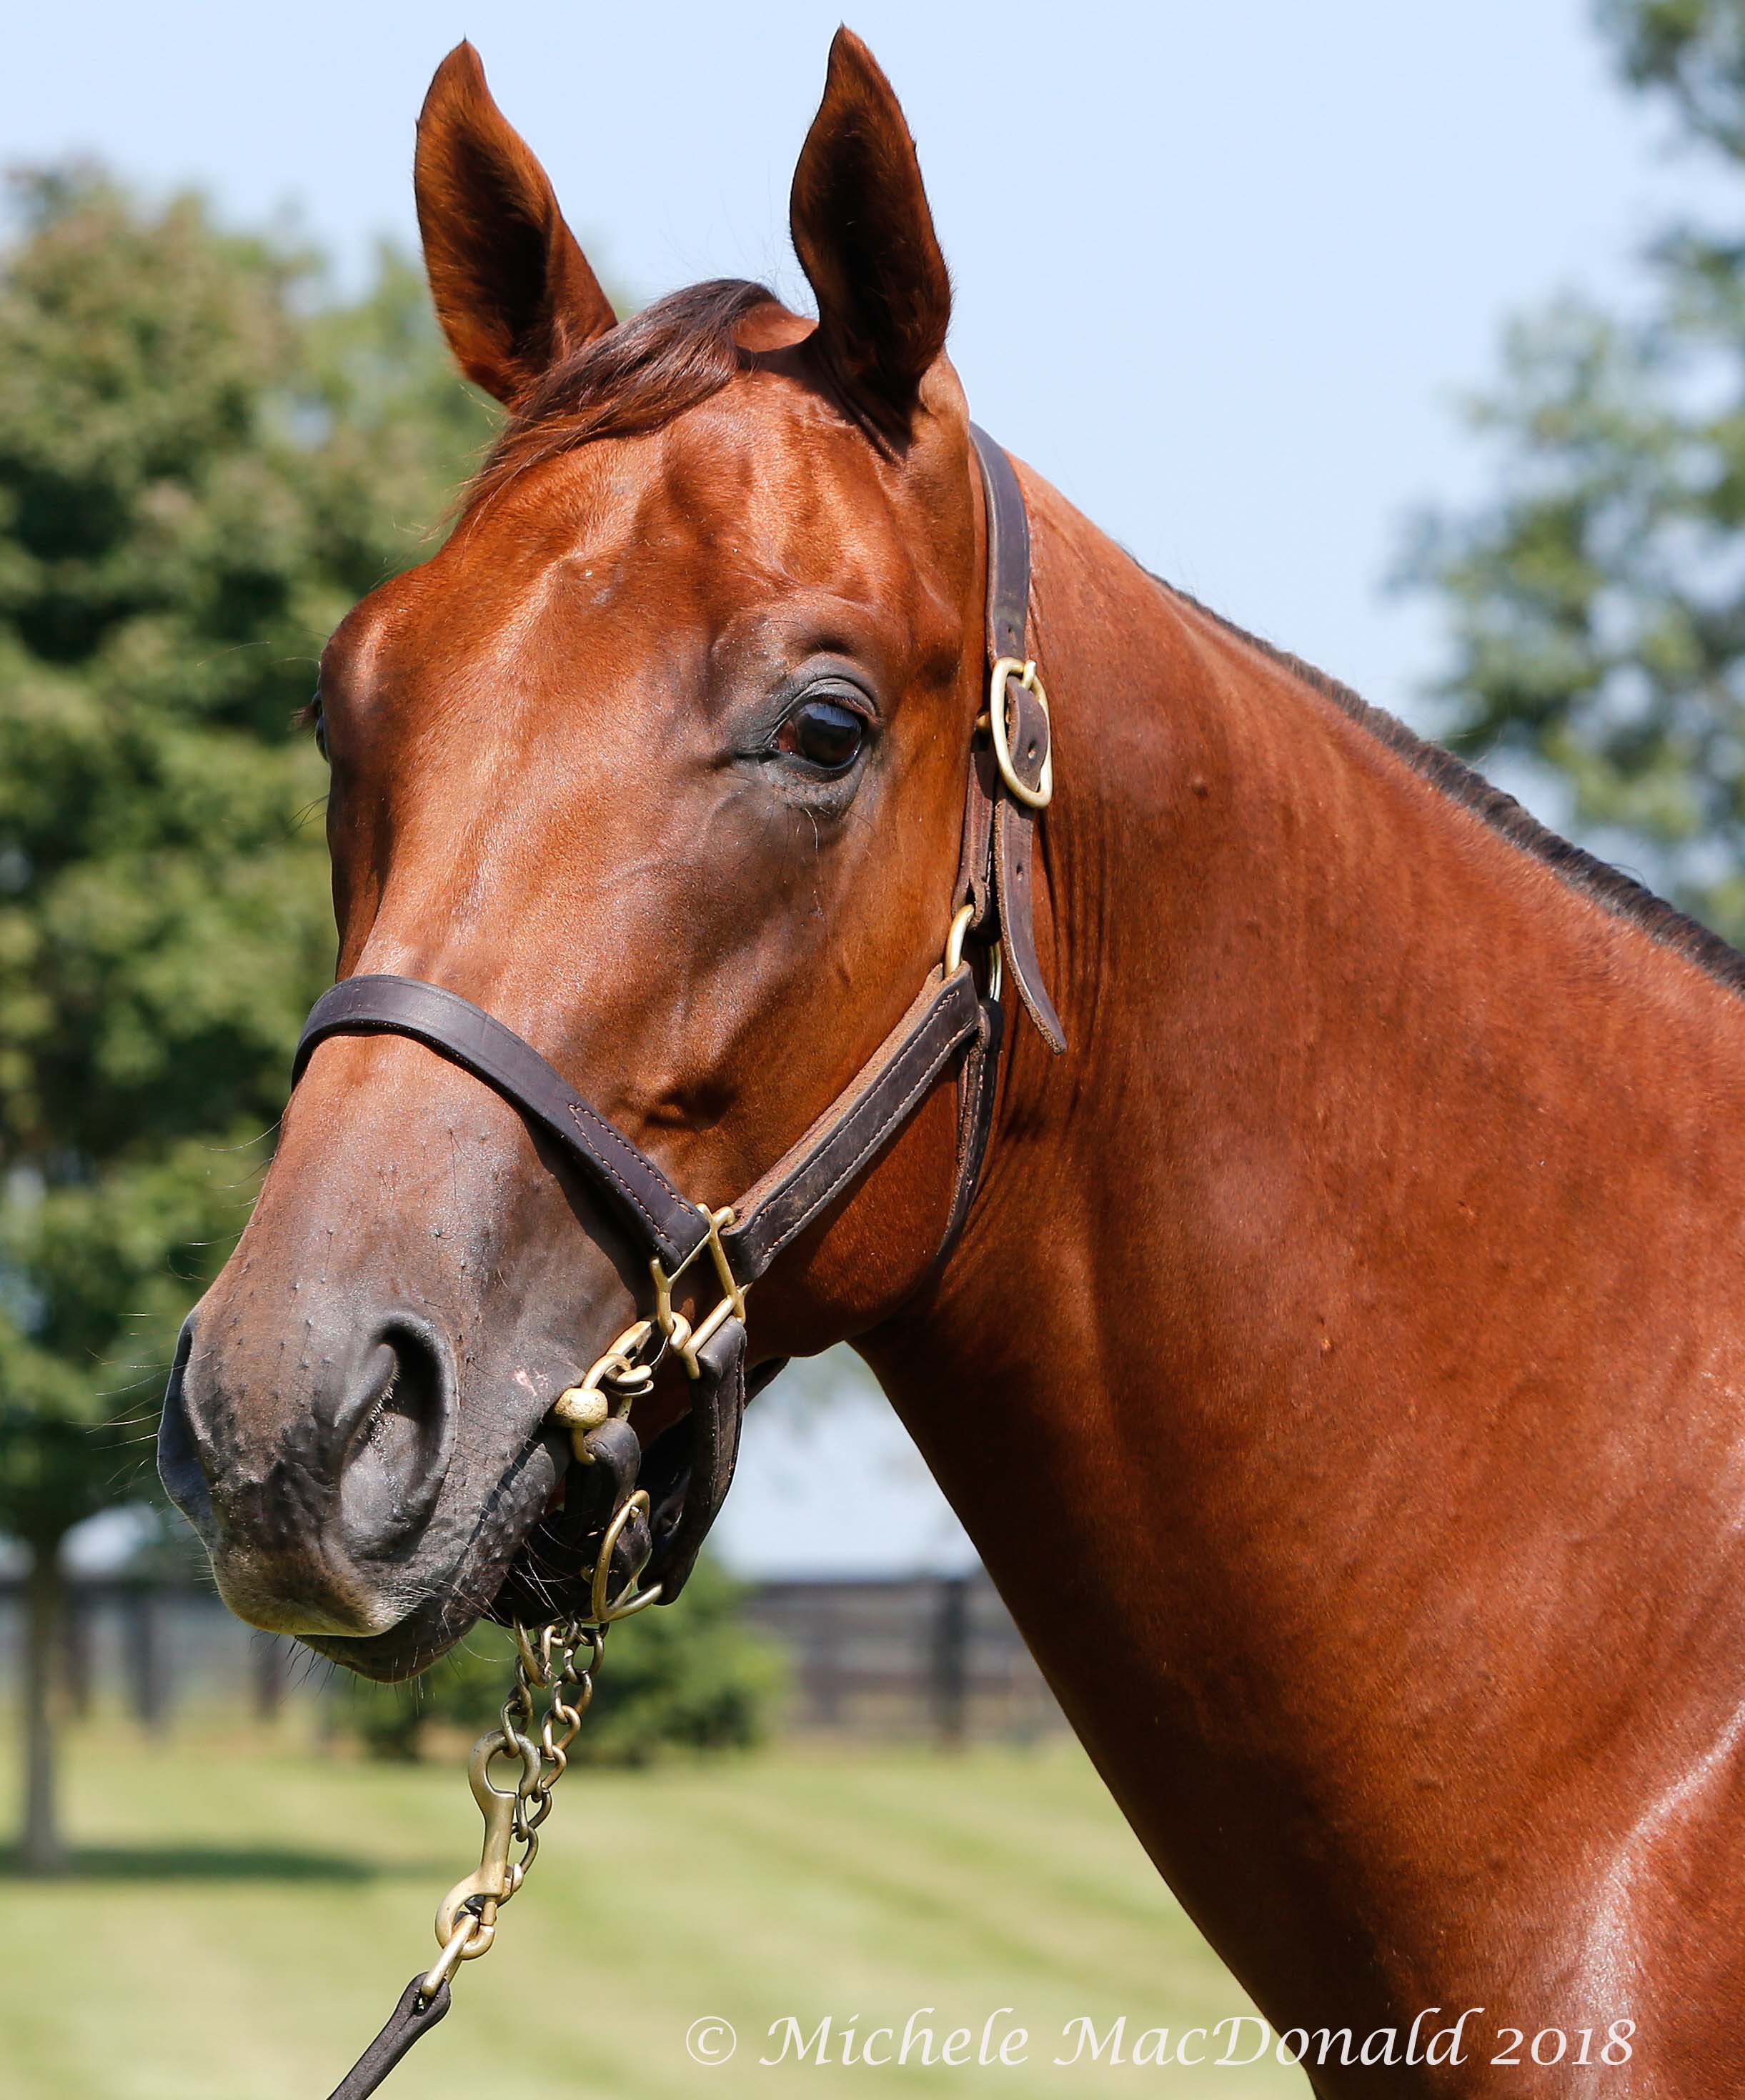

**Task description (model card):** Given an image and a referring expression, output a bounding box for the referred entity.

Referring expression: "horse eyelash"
[296,695,328,757]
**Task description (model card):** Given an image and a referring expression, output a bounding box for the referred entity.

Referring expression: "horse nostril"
[157,1315,215,1538]
[337,1318,455,1561]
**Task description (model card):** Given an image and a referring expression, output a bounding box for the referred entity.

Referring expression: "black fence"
[0,1571,1065,1746]
[743,1574,1063,1743]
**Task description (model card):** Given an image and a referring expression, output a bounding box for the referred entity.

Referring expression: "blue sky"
[8,1,1724,717]
[10,1,1726,1571]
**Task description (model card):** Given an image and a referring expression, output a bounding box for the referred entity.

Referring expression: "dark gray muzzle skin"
[156,1293,572,1682]
[159,1303,453,1568]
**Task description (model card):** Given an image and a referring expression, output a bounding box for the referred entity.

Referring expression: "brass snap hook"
[426,1725,537,1991]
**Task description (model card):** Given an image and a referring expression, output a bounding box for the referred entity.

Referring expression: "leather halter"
[292,424,1063,1616]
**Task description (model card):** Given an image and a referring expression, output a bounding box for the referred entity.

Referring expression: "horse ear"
[414,43,617,407]
[790,29,952,444]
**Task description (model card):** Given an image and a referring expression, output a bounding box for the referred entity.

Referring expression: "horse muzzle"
[159,1303,471,1645]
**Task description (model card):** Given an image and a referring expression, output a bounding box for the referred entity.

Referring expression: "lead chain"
[419,1616,605,1999]
[503,1616,601,1846]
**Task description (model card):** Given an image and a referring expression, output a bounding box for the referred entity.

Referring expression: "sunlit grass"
[0,1714,1304,2098]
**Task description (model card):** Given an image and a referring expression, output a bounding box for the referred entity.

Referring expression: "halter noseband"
[291,424,1064,1617]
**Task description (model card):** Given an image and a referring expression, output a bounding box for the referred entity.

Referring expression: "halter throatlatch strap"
[289,427,1058,1607]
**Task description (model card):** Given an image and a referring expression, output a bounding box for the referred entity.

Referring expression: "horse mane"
[1163,578,1745,1001]
[464,278,777,513]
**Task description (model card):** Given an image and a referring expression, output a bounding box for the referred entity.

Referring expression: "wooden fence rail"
[0,1571,1065,1746]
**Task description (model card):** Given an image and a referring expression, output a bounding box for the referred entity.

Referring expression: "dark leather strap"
[994,794,1064,1052]
[326,1976,451,2100]
[953,734,1000,936]
[647,1314,747,1596]
[936,994,1004,1267]
[974,420,1031,665]
[722,965,983,1284]
[295,975,711,1273]
[968,424,1067,1055]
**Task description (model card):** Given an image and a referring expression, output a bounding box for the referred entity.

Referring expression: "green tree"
[0,170,490,1870]
[1403,0,1745,935]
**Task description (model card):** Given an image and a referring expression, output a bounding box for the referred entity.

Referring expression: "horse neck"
[862,470,1745,2029]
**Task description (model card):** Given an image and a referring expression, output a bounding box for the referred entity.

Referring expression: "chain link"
[418,1304,668,2003]
[505,1616,602,1842]
[420,1615,606,2000]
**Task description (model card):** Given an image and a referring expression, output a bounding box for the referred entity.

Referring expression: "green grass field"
[0,1721,1306,2099]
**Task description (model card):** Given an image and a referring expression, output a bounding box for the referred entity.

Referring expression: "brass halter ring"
[944,903,1003,1002]
[591,1488,661,1623]
[988,656,1054,810]
[550,1316,660,1460]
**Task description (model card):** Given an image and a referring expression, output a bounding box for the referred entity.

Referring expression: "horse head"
[157,32,1031,1678]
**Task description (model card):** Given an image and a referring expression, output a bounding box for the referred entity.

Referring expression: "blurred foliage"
[0,168,494,1551]
[1403,0,1745,936]
[341,1560,787,1766]
[1606,0,1745,153]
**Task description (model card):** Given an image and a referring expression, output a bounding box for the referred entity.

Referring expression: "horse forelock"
[462,279,780,514]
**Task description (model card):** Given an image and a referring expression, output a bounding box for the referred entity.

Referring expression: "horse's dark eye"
[776,697,866,772]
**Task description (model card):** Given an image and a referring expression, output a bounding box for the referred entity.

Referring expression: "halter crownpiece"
[291,425,1063,1618]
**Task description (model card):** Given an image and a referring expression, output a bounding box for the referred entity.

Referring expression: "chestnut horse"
[159,30,1745,2098]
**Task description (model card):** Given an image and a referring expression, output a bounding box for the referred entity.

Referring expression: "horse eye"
[775,697,866,772]
[303,690,329,762]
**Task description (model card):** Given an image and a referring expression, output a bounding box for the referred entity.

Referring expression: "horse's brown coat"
[162,31,1745,2096]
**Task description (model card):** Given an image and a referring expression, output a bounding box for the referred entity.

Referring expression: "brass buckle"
[988,656,1053,810]
[650,1205,747,1379]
